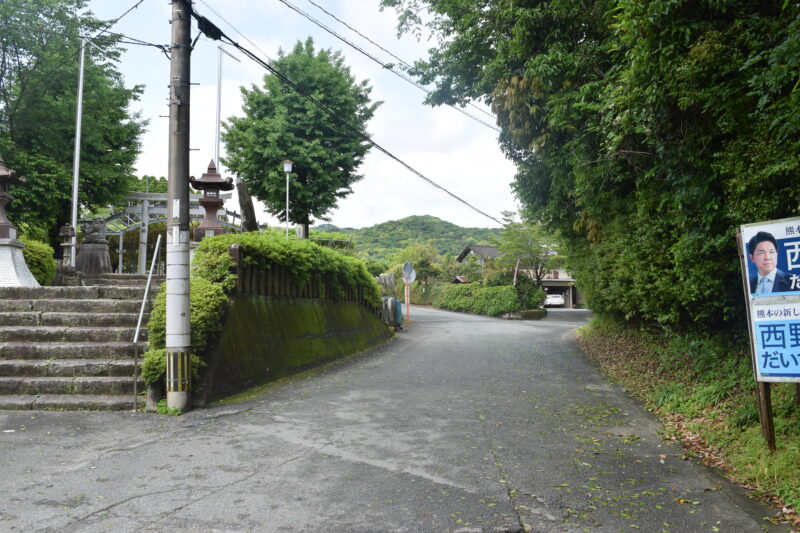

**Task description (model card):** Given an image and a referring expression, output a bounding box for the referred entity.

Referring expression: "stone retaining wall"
[194,296,392,404]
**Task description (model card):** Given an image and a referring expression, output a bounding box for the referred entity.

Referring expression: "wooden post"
[228,244,243,295]
[736,228,776,452]
[405,280,410,322]
[757,382,776,451]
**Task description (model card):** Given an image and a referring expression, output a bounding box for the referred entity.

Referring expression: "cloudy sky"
[86,0,519,229]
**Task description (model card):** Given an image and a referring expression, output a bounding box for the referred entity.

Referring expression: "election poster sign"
[740,218,800,297]
[749,301,800,381]
[739,217,800,382]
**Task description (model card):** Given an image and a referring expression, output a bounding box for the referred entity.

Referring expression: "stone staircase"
[0,274,161,410]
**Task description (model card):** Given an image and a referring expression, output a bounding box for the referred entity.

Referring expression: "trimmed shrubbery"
[142,231,382,385]
[20,238,56,286]
[192,231,381,306]
[437,282,520,316]
[140,277,227,385]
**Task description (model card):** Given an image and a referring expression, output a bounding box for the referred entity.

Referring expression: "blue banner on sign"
[754,320,800,378]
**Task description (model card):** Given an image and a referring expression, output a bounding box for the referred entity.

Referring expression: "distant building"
[456,244,584,308]
[456,244,501,265]
[536,267,584,309]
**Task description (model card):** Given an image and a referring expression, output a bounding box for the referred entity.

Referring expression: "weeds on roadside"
[156,399,182,416]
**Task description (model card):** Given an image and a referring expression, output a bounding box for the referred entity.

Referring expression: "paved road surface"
[0,307,783,532]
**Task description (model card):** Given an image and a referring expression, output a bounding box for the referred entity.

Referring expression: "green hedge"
[141,277,228,384]
[438,283,520,316]
[20,238,56,286]
[143,232,382,385]
[192,231,381,306]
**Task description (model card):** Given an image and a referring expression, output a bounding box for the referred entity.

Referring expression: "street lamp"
[281,160,293,239]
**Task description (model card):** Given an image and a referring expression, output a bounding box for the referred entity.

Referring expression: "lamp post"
[281,160,293,239]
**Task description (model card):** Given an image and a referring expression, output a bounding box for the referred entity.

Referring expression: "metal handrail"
[132,233,162,412]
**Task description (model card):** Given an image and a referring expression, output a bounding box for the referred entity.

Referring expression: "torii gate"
[100,191,242,274]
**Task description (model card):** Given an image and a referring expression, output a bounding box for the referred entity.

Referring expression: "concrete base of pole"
[166,350,191,411]
[167,391,189,411]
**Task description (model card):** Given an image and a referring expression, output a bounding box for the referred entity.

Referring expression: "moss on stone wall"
[195,296,391,403]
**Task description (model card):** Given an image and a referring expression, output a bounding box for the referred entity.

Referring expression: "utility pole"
[166,0,192,411]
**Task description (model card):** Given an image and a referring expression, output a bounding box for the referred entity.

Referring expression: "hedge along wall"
[187,231,391,404]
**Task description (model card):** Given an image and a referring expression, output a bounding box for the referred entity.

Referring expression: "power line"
[275,0,501,133]
[2,24,169,55]
[303,0,497,122]
[194,0,277,63]
[189,8,503,226]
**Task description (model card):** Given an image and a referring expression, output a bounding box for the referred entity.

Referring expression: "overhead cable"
[303,0,497,122]
[189,8,503,226]
[275,0,501,133]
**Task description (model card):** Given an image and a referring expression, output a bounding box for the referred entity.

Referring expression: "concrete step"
[0,298,143,313]
[0,376,142,395]
[0,312,141,327]
[0,359,137,377]
[0,394,143,411]
[0,286,147,300]
[0,326,144,343]
[84,274,163,287]
[0,341,146,360]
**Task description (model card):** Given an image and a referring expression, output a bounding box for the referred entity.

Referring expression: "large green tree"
[0,0,146,245]
[382,0,800,332]
[222,38,380,236]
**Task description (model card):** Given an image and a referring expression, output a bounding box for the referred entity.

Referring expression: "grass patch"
[576,314,800,528]
[155,399,182,416]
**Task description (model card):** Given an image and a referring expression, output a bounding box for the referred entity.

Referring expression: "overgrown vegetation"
[381,0,799,329]
[578,317,800,526]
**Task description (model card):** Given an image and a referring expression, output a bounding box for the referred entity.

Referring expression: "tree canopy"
[0,0,146,243]
[222,38,380,235]
[382,0,800,332]
[492,211,561,288]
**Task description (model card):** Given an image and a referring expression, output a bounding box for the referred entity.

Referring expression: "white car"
[544,293,565,307]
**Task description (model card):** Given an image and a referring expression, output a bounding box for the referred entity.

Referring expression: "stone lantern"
[189,160,234,241]
[59,223,76,269]
[0,154,39,287]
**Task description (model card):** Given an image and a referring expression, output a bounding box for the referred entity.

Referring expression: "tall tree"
[0,0,146,245]
[222,38,380,237]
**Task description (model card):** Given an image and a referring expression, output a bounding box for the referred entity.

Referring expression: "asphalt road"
[0,306,784,532]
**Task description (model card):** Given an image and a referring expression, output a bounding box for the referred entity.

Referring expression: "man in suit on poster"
[748,231,798,294]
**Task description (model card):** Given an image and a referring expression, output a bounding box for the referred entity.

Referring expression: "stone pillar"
[138,198,149,274]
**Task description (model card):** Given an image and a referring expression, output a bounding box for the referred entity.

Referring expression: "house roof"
[456,244,501,263]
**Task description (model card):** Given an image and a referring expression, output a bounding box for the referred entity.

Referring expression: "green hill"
[313,215,501,262]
